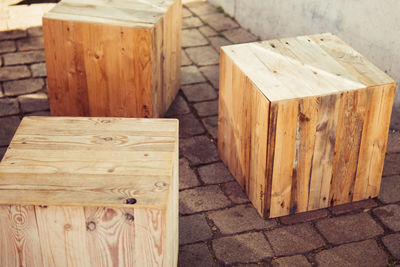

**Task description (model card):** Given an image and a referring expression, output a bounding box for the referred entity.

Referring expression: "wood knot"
[103,137,113,142]
[125,198,137,205]
[64,224,72,231]
[299,112,310,122]
[154,181,168,190]
[86,221,96,231]
[101,119,111,123]
[270,43,276,48]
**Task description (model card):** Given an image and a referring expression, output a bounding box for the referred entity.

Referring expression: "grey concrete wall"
[208,0,400,129]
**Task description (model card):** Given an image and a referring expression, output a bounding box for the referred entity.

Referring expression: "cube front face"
[218,33,396,218]
[0,117,179,266]
[43,0,181,118]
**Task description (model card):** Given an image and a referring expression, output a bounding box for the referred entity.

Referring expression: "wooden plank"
[35,206,90,267]
[308,94,340,210]
[43,18,70,116]
[248,83,270,217]
[353,84,396,200]
[85,207,136,266]
[269,100,298,217]
[329,90,366,205]
[290,97,318,213]
[0,206,19,266]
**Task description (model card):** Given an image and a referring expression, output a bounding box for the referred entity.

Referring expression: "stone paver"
[193,100,218,117]
[3,78,44,96]
[178,243,215,267]
[329,199,377,216]
[373,204,400,231]
[223,28,258,44]
[27,27,43,37]
[181,66,206,85]
[382,233,400,259]
[198,162,234,184]
[0,40,16,53]
[18,92,49,113]
[379,175,400,204]
[199,65,219,88]
[383,153,400,177]
[315,239,387,267]
[185,46,219,66]
[181,50,192,66]
[202,116,218,139]
[180,135,219,165]
[179,158,200,190]
[202,13,239,31]
[0,147,7,161]
[182,83,217,102]
[30,62,46,77]
[209,36,232,51]
[221,181,249,204]
[3,50,45,65]
[0,65,31,81]
[179,185,231,214]
[176,113,205,138]
[0,98,19,116]
[316,213,383,245]
[271,255,312,267]
[0,30,27,41]
[185,1,217,16]
[199,26,217,37]
[213,232,273,264]
[0,116,20,146]
[279,209,329,225]
[182,17,203,29]
[387,131,400,153]
[182,29,209,47]
[208,204,276,234]
[16,37,43,51]
[165,95,190,117]
[179,214,212,245]
[265,223,325,256]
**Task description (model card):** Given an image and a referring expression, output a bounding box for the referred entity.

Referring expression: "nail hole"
[125,198,137,205]
[86,221,96,231]
[125,213,134,222]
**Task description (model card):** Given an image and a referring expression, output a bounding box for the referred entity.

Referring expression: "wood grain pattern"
[43,0,181,118]
[0,116,178,266]
[218,33,395,218]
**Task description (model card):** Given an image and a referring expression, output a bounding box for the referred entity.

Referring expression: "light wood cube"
[218,33,396,218]
[43,0,182,117]
[0,116,179,266]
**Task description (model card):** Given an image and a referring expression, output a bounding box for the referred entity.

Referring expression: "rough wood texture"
[0,116,179,266]
[218,33,396,218]
[43,0,181,118]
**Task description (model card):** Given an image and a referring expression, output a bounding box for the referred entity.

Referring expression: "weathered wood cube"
[218,33,396,219]
[0,116,179,266]
[43,0,181,117]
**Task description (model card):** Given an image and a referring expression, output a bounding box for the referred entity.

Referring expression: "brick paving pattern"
[0,1,399,266]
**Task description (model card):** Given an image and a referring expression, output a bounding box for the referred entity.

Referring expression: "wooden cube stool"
[218,33,396,219]
[0,116,178,266]
[43,0,181,117]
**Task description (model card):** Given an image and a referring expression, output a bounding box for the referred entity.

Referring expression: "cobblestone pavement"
[0,1,399,266]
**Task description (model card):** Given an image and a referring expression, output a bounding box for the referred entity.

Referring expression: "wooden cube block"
[218,33,396,219]
[0,116,179,266]
[43,0,182,118]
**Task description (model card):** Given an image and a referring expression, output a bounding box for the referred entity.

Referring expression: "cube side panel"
[218,50,271,218]
[353,83,396,201]
[44,17,155,117]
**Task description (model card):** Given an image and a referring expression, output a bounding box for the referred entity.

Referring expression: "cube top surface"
[43,0,176,28]
[221,33,394,102]
[0,116,178,209]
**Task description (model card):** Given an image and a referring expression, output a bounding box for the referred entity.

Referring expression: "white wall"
[208,0,400,129]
